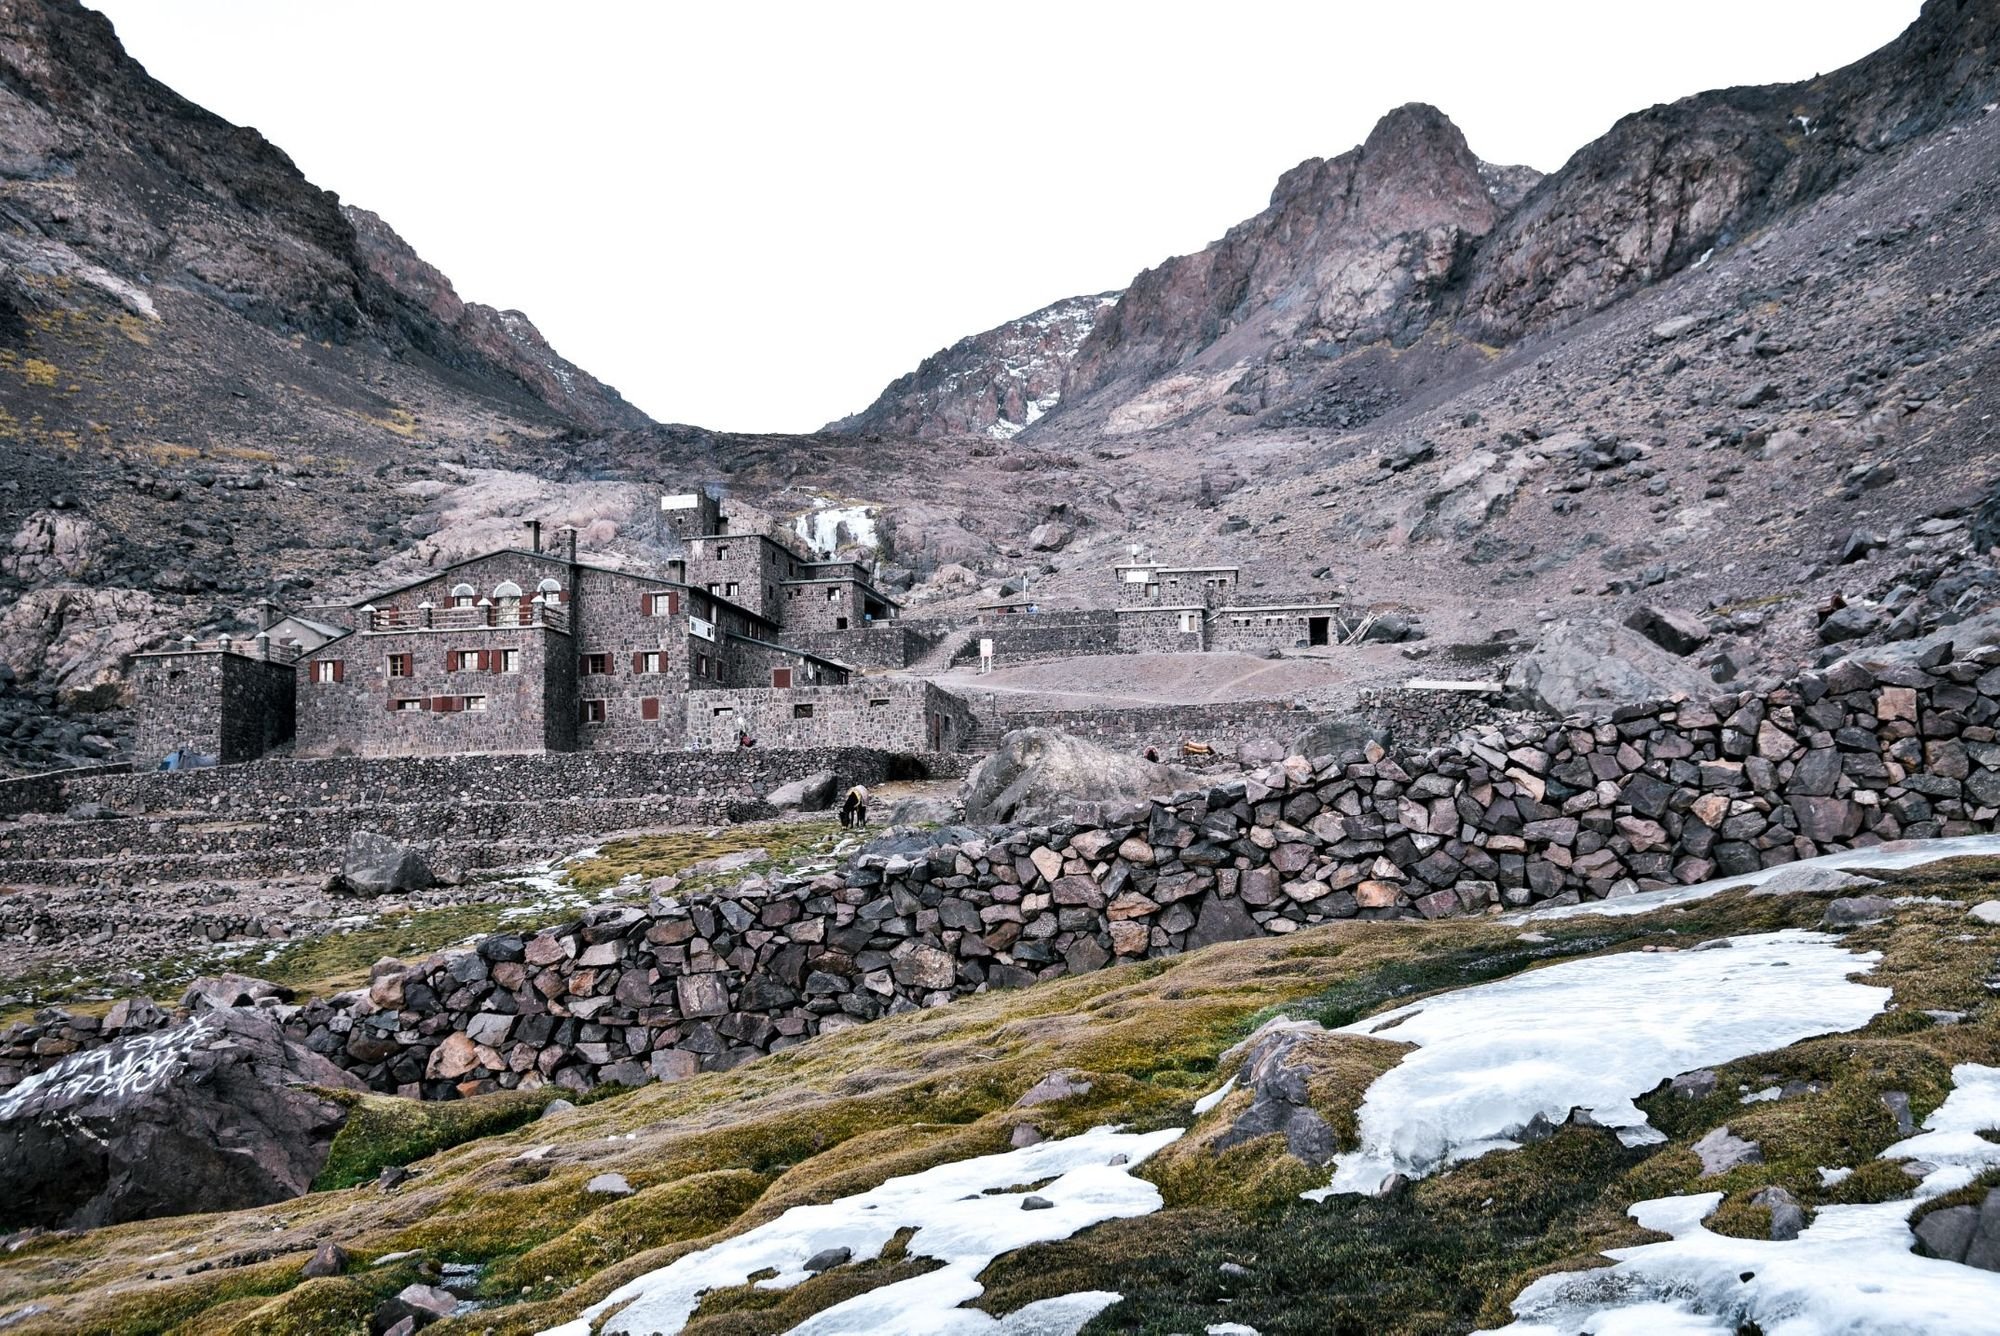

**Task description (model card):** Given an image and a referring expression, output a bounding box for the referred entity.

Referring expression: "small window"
[450,648,480,672]
[712,706,733,719]
[581,653,610,675]
[396,698,423,712]
[450,582,477,608]
[725,581,739,598]
[641,651,665,674]
[387,653,413,678]
[792,703,814,719]
[499,649,520,673]
[716,544,729,558]
[462,695,488,712]
[696,652,708,677]
[312,660,341,684]
[772,667,793,689]
[869,697,890,708]
[827,587,840,602]
[580,699,607,724]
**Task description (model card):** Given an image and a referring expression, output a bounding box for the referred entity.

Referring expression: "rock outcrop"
[1504,619,1712,717]
[827,293,1119,440]
[962,727,1189,825]
[0,1008,362,1228]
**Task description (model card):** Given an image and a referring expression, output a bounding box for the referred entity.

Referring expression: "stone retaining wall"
[975,700,1334,756]
[951,611,1121,666]
[0,748,916,818]
[12,648,2000,1100]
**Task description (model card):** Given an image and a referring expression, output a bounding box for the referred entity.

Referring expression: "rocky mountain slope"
[827,292,1120,440]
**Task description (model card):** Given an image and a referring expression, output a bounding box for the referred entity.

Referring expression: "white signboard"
[661,494,701,511]
[690,616,716,642]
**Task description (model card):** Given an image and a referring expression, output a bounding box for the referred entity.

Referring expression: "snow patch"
[1192,1075,1237,1117]
[1487,1064,2000,1334]
[538,1124,1182,1336]
[793,500,879,557]
[1308,931,1887,1199]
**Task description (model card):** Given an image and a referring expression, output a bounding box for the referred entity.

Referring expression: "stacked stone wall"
[16,650,2000,1100]
[782,624,945,670]
[979,700,1332,755]
[0,747,911,817]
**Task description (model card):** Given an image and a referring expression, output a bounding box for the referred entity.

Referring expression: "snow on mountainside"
[825,292,1119,440]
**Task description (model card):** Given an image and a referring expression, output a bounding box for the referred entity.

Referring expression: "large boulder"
[1622,605,1711,656]
[961,728,1189,826]
[1504,618,1710,716]
[1289,718,1392,763]
[339,830,434,896]
[765,769,838,812]
[0,1008,364,1229]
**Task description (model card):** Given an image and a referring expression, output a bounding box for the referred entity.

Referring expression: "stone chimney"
[524,519,543,553]
[254,598,279,631]
[555,525,578,564]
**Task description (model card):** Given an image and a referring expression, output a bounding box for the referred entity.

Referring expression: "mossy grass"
[314,1088,567,1191]
[11,866,2000,1336]
[564,817,845,893]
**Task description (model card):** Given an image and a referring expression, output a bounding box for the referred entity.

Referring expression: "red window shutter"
[640,592,652,614]
[668,591,681,616]
[331,660,344,683]
[641,697,659,721]
[632,652,643,675]
[772,667,792,689]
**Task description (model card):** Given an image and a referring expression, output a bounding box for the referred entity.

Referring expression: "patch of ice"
[538,1124,1182,1336]
[1818,1165,1853,1187]
[1486,1064,2000,1335]
[1308,931,1887,1199]
[793,501,879,558]
[1192,1075,1237,1117]
[1740,1085,1783,1104]
[1515,834,2000,922]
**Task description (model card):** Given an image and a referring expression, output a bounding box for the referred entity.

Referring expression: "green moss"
[682,1228,939,1335]
[566,818,844,892]
[315,1088,562,1191]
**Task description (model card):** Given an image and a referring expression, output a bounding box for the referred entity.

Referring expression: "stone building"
[130,636,297,767]
[292,523,851,758]
[683,679,976,753]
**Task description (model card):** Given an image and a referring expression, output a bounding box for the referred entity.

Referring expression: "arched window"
[536,577,564,604]
[494,580,524,623]
[450,582,476,608]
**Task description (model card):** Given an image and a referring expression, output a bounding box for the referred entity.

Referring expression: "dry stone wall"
[13,647,2000,1101]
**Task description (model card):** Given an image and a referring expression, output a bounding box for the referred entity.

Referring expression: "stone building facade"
[291,533,852,759]
[130,644,297,767]
[684,679,976,753]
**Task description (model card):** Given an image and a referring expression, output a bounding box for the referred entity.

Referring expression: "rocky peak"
[825,291,1120,441]
[1056,104,1537,431]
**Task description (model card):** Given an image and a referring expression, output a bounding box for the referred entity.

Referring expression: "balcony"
[362,600,571,635]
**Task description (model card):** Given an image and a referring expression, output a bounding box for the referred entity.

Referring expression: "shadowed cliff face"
[1457,0,2000,343]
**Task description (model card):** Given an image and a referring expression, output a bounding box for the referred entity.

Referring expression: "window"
[642,590,680,617]
[581,653,610,675]
[450,648,482,672]
[395,698,423,712]
[312,659,343,684]
[638,651,666,674]
[386,653,413,678]
[695,652,708,678]
[869,697,890,708]
[715,544,729,558]
[640,696,660,721]
[462,695,488,712]
[725,581,739,598]
[771,667,793,689]
[580,699,607,724]
[792,703,814,719]
[1179,612,1199,634]
[500,649,520,673]
[450,583,476,608]
[712,706,733,719]
[827,587,840,602]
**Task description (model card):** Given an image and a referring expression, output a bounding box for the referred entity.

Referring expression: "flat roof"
[1215,602,1345,614]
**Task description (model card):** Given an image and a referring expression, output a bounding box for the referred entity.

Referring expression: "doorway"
[1308,617,1329,647]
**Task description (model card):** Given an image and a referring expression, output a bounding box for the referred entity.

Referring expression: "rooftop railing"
[362,599,571,634]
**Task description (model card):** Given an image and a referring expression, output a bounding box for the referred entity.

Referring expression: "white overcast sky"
[89,1,1920,434]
